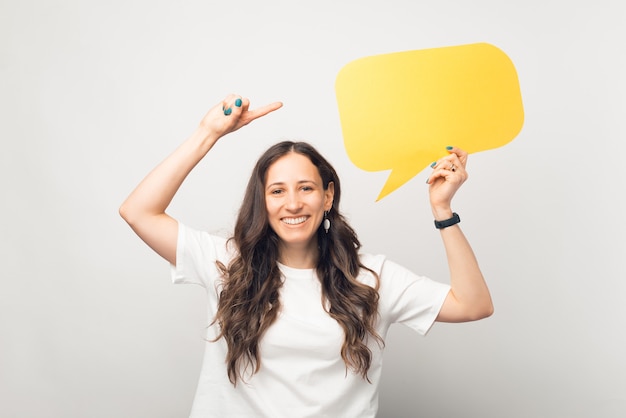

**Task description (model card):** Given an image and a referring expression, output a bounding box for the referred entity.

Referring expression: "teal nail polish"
[235,98,242,107]
[430,161,436,168]
[446,146,453,151]
[224,108,232,116]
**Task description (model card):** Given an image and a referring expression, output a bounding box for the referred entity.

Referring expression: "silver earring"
[323,211,331,234]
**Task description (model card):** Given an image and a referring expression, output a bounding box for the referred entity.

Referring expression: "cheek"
[311,195,326,212]
[265,199,279,216]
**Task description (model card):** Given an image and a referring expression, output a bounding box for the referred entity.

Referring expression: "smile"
[281,216,309,225]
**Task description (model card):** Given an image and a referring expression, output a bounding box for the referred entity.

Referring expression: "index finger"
[446,146,468,167]
[244,101,283,124]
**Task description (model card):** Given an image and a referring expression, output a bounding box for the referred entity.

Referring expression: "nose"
[285,190,303,212]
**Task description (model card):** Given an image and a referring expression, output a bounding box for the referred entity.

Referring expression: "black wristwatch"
[434,213,461,229]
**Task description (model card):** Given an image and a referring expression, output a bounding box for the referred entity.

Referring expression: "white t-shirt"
[171,223,450,418]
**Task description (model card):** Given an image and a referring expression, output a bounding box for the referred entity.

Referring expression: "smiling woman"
[264,150,334,267]
[119,94,493,418]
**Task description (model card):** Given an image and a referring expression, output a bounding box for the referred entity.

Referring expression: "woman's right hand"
[199,94,283,140]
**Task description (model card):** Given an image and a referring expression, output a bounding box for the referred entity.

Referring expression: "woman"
[119,94,493,417]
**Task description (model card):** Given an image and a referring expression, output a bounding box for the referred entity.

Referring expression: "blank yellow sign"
[335,43,524,201]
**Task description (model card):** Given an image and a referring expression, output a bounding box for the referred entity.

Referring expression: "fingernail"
[430,161,436,168]
[224,108,232,116]
[446,146,453,151]
[235,98,242,107]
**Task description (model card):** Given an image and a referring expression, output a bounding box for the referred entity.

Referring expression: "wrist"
[191,125,220,151]
[431,207,454,221]
[434,212,460,229]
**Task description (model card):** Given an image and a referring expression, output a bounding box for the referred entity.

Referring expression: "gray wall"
[2,1,624,417]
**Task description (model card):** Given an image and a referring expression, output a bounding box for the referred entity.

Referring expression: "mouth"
[281,216,309,225]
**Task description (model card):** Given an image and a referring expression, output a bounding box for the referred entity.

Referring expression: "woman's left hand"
[426,146,469,218]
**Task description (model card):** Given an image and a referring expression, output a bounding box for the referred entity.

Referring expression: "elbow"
[460,299,494,322]
[119,203,127,221]
[468,285,494,321]
[481,303,495,320]
[472,301,494,321]
[118,201,136,226]
[119,202,129,222]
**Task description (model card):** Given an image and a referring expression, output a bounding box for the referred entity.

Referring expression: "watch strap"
[434,213,461,229]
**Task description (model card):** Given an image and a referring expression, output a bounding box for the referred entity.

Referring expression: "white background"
[1,1,625,417]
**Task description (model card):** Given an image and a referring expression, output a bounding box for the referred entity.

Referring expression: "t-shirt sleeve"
[362,254,450,336]
[170,222,231,289]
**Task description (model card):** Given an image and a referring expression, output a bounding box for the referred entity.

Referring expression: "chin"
[276,230,318,246]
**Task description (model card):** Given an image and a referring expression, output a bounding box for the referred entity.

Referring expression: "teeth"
[282,216,308,225]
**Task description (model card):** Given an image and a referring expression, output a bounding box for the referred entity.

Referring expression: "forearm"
[438,221,493,321]
[119,126,218,223]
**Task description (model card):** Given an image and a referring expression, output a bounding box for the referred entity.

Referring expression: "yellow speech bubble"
[335,43,524,201]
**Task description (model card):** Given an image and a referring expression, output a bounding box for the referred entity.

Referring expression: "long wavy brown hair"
[213,141,382,385]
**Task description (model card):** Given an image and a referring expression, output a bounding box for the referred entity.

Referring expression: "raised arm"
[119,94,282,264]
[426,147,494,322]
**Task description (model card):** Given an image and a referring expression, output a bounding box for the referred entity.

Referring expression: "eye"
[271,189,283,195]
[301,185,313,191]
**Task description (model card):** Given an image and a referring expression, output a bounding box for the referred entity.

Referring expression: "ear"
[324,181,335,211]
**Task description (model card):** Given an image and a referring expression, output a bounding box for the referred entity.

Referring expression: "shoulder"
[358,253,386,274]
[359,252,418,277]
[177,223,236,261]
[356,253,386,288]
[358,252,444,293]
[172,223,238,288]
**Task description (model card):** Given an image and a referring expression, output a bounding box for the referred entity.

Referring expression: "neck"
[278,241,319,269]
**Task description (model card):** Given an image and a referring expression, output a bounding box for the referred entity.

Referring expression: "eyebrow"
[265,179,319,190]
